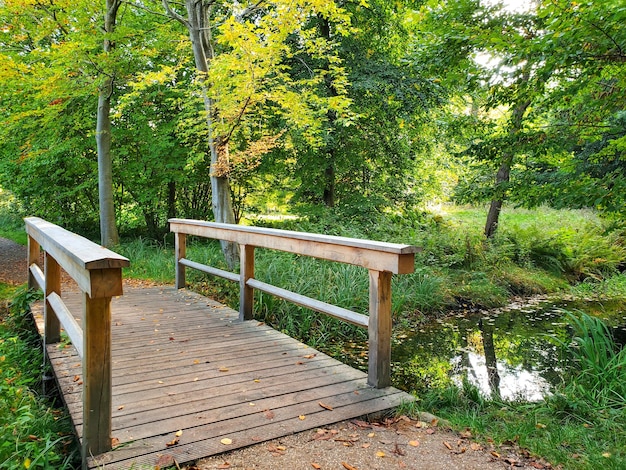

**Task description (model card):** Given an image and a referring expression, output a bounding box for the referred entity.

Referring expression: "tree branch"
[162,0,189,27]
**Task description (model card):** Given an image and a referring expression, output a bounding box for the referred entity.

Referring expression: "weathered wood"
[175,232,186,289]
[247,279,369,328]
[179,258,239,282]
[47,292,84,358]
[29,264,45,292]
[28,236,41,291]
[44,253,61,344]
[25,217,129,298]
[239,244,254,320]
[33,287,413,470]
[82,294,112,459]
[169,219,418,274]
[368,269,392,388]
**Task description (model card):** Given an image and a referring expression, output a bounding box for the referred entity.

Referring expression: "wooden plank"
[44,253,61,344]
[28,236,41,291]
[179,258,240,282]
[47,292,84,358]
[247,279,369,328]
[239,244,254,320]
[169,219,418,274]
[82,294,112,458]
[24,217,129,298]
[368,269,392,388]
[175,232,186,289]
[29,264,45,293]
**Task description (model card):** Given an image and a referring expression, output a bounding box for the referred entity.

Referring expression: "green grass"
[0,284,79,469]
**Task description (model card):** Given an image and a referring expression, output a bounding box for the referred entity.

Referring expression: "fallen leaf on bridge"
[220,438,233,445]
[165,437,179,447]
[318,402,333,411]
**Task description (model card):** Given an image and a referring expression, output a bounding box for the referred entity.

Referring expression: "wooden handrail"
[25,217,129,468]
[169,218,419,388]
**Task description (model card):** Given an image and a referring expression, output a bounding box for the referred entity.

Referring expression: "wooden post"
[44,253,61,344]
[175,232,186,289]
[239,244,255,321]
[27,236,40,290]
[368,269,392,388]
[82,293,112,462]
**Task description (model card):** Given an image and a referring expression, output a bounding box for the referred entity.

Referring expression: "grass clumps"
[0,285,78,470]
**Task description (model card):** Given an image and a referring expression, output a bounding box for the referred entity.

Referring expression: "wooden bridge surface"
[32,286,412,469]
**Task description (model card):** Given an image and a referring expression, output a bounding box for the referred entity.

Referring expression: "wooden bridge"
[25,217,418,469]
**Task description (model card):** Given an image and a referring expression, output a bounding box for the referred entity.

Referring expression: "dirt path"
[0,236,549,469]
[0,236,27,285]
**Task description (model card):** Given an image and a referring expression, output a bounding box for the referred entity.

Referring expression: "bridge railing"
[169,218,419,388]
[25,217,129,465]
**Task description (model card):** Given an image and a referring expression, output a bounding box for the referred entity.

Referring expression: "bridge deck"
[33,286,412,469]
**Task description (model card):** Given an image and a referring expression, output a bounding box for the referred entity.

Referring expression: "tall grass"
[0,285,79,469]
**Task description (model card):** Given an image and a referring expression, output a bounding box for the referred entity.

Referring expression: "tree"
[97,0,122,246]
[160,0,352,267]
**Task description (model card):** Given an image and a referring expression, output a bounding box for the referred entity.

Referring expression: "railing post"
[368,269,392,388]
[175,232,186,289]
[239,244,255,321]
[82,291,113,463]
[27,236,40,291]
[44,253,61,344]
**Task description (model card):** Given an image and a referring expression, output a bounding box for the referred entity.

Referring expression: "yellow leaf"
[221,438,233,445]
[24,458,31,469]
[408,440,419,447]
[219,366,229,372]
[603,452,611,458]
[117,405,124,410]
[299,415,306,420]
[376,451,385,457]
[175,430,183,437]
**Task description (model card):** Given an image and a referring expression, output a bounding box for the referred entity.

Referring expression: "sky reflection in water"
[391,299,626,401]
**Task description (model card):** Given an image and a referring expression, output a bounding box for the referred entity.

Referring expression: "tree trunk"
[96,0,121,247]
[164,0,239,268]
[484,96,531,239]
[484,161,510,238]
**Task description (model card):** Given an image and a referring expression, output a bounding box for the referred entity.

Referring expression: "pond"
[338,298,626,401]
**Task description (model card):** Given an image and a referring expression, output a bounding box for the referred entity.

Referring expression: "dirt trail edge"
[0,236,549,469]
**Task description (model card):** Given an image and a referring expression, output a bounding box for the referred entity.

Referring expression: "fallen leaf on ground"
[216,462,231,469]
[303,354,317,359]
[342,463,358,470]
[319,402,333,411]
[299,415,306,420]
[117,405,124,410]
[311,463,321,469]
[376,451,385,458]
[175,430,183,437]
[220,438,233,445]
[263,409,275,419]
[218,366,229,372]
[408,440,419,447]
[111,437,120,447]
[443,441,453,450]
